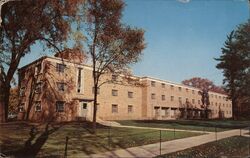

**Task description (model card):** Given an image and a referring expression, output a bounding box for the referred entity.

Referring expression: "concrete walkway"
[89,128,249,158]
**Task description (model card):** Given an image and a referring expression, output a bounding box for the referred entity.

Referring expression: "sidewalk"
[89,128,248,158]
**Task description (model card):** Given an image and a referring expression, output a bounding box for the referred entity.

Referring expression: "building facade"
[17,54,232,122]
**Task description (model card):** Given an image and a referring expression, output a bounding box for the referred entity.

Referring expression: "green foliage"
[215,21,250,118]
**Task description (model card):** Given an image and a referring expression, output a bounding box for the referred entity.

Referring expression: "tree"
[215,21,250,119]
[9,87,19,114]
[182,77,222,119]
[0,0,84,122]
[78,0,145,132]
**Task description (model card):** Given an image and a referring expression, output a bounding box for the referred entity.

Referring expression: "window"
[20,87,25,97]
[56,63,66,73]
[35,63,42,75]
[192,90,195,94]
[151,93,156,99]
[112,75,118,81]
[162,95,165,101]
[56,101,64,112]
[77,68,82,93]
[151,81,156,87]
[178,87,182,91]
[192,99,195,104]
[35,101,42,112]
[35,82,42,93]
[215,95,217,98]
[171,96,174,101]
[170,85,174,90]
[82,103,87,109]
[186,88,189,93]
[186,98,189,103]
[112,104,118,113]
[19,103,25,112]
[219,96,221,99]
[92,87,100,94]
[57,82,66,91]
[128,105,133,113]
[215,103,218,106]
[211,102,214,106]
[161,83,165,88]
[198,100,201,104]
[178,97,182,103]
[128,91,133,98]
[112,89,118,96]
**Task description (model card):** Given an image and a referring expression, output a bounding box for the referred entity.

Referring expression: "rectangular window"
[186,88,189,93]
[92,87,100,95]
[35,101,42,112]
[112,89,118,96]
[186,98,189,103]
[178,87,182,91]
[179,97,182,103]
[128,105,133,113]
[170,85,174,90]
[35,82,42,93]
[151,93,156,99]
[128,91,133,98]
[77,68,82,93]
[57,82,66,91]
[198,100,201,104]
[20,87,25,97]
[19,103,25,112]
[171,96,174,101]
[56,101,64,112]
[82,102,87,109]
[161,83,165,88]
[112,104,118,113]
[35,63,42,75]
[56,63,66,73]
[192,90,195,94]
[162,95,165,101]
[192,99,195,104]
[151,81,156,87]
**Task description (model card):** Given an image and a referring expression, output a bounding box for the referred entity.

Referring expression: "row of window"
[19,101,42,112]
[112,89,134,98]
[112,104,133,113]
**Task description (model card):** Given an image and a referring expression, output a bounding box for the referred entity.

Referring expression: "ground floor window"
[112,104,118,113]
[56,101,65,112]
[35,101,42,112]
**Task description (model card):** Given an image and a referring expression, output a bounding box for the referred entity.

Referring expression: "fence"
[62,125,250,158]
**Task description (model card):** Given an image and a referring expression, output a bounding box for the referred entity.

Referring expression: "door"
[79,102,88,117]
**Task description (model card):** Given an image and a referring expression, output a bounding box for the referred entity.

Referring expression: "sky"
[20,0,249,86]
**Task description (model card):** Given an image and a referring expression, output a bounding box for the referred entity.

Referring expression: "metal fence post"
[160,130,162,156]
[64,136,69,158]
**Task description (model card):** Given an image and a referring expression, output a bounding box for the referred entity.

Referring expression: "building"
[17,53,232,122]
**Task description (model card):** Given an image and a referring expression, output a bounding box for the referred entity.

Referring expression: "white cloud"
[177,0,191,3]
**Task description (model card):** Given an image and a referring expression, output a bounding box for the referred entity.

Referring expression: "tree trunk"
[92,83,98,133]
[0,83,11,122]
[232,98,237,120]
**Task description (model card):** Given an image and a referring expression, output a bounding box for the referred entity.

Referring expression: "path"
[89,128,249,158]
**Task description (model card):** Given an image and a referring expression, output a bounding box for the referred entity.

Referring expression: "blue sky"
[20,0,249,86]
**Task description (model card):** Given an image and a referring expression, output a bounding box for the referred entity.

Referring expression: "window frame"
[56,101,65,112]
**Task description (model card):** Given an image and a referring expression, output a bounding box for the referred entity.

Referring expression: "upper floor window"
[112,89,118,96]
[151,93,156,99]
[161,83,165,88]
[112,104,118,113]
[178,87,182,91]
[35,82,42,93]
[186,98,189,103]
[128,91,133,98]
[35,101,42,112]
[171,96,174,101]
[35,63,42,75]
[186,88,189,93]
[162,95,166,101]
[56,101,65,112]
[192,90,195,94]
[170,85,174,90]
[56,63,66,73]
[57,82,66,92]
[20,87,25,97]
[151,81,156,87]
[178,97,182,103]
[192,99,195,104]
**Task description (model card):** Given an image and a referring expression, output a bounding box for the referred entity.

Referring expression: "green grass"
[117,119,250,132]
[157,136,250,158]
[0,121,202,157]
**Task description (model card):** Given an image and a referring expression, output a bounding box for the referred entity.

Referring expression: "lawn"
[0,121,202,157]
[117,119,250,132]
[157,136,250,158]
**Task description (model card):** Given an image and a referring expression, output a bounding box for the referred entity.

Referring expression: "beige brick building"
[17,54,232,122]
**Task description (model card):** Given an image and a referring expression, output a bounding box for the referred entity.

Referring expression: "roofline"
[141,76,228,96]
